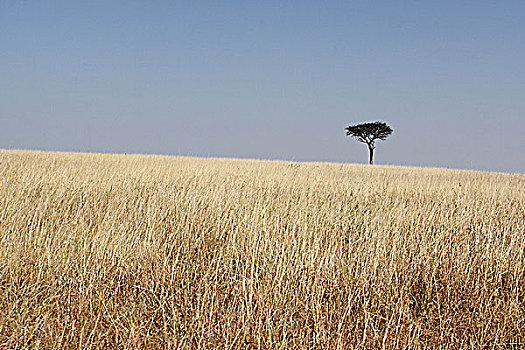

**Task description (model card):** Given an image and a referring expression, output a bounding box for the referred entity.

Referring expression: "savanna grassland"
[1,149,524,349]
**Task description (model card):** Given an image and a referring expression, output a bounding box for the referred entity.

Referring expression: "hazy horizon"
[1,1,524,173]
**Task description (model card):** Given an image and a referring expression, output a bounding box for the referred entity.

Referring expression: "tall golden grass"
[0,149,524,349]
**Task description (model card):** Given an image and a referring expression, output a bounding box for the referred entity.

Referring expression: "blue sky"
[1,1,524,173]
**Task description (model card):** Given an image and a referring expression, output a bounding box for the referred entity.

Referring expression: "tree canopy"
[345,121,393,148]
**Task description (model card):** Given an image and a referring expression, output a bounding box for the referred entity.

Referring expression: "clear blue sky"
[1,1,524,173]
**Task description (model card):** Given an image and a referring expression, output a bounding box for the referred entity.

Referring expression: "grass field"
[1,149,524,349]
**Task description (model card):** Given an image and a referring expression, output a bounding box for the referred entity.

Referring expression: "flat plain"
[1,149,524,349]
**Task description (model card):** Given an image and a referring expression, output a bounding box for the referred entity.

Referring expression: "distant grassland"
[1,150,524,349]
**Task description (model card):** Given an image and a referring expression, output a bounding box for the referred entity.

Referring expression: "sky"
[1,1,524,173]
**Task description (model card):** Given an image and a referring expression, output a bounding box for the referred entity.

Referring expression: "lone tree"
[345,121,393,165]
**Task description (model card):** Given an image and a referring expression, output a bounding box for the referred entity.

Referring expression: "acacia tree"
[345,121,393,165]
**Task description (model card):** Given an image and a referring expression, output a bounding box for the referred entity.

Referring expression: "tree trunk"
[368,146,374,165]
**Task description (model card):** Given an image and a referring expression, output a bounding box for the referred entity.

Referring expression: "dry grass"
[0,149,524,349]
